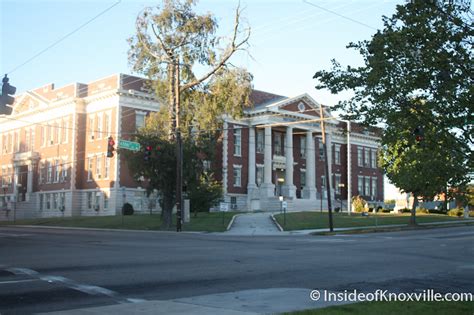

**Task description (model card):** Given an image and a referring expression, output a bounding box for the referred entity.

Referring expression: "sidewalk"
[224,212,282,236]
[40,288,350,315]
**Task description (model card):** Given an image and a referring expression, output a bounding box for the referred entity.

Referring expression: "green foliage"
[384,199,395,205]
[128,0,253,136]
[187,174,222,214]
[416,207,429,214]
[122,203,134,216]
[447,208,464,217]
[313,1,472,222]
[352,196,366,213]
[126,0,250,228]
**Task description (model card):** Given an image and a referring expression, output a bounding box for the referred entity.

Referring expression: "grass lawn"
[285,301,474,315]
[274,211,469,231]
[0,212,238,233]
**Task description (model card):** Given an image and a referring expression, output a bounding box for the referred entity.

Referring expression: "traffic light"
[107,136,115,158]
[413,126,424,143]
[144,145,152,161]
[0,74,16,115]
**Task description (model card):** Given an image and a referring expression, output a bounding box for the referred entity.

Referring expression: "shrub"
[381,208,391,213]
[400,208,411,213]
[376,206,383,213]
[335,207,340,213]
[447,208,463,217]
[122,203,134,216]
[428,209,446,215]
[416,207,429,214]
[352,196,366,213]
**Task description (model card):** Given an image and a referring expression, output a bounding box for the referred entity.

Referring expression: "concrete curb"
[226,214,240,231]
[270,214,284,232]
[5,225,203,234]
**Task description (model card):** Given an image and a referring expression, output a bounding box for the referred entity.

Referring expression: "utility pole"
[175,62,183,232]
[319,104,334,232]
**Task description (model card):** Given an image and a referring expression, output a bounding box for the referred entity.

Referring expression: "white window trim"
[233,127,242,157]
[233,164,242,187]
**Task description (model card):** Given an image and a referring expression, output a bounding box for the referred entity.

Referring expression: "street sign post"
[118,139,140,151]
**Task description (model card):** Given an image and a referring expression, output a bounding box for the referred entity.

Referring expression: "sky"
[0,0,405,199]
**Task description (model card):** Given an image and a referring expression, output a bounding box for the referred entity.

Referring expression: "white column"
[282,126,296,198]
[303,130,317,199]
[26,162,33,201]
[247,127,256,188]
[260,126,275,197]
[247,126,258,210]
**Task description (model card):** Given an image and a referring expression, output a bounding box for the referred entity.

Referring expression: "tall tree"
[313,0,472,225]
[127,0,252,228]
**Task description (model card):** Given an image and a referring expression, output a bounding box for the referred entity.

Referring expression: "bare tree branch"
[181,5,250,91]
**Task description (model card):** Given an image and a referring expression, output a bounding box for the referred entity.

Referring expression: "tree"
[313,0,472,225]
[127,0,252,228]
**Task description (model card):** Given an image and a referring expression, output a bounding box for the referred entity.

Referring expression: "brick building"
[0,73,383,219]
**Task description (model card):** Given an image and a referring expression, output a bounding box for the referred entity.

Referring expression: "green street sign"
[118,139,140,151]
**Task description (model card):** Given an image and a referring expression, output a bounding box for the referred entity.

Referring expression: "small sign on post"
[282,201,288,211]
[220,202,229,212]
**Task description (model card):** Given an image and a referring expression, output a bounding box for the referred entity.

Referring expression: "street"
[0,226,473,314]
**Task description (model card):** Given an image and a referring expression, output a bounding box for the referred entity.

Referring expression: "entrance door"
[18,165,28,202]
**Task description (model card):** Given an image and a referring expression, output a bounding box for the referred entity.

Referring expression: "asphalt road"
[0,225,473,314]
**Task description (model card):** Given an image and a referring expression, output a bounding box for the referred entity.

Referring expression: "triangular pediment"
[12,91,50,115]
[268,93,332,119]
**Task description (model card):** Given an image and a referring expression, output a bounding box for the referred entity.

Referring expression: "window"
[87,157,93,181]
[365,176,371,196]
[103,193,109,209]
[274,132,282,156]
[47,161,52,183]
[319,141,325,160]
[372,177,378,199]
[104,157,110,179]
[96,156,102,179]
[49,125,54,145]
[60,193,65,210]
[96,114,103,139]
[358,176,364,195]
[39,194,43,211]
[63,120,68,143]
[14,131,20,152]
[335,174,341,194]
[256,165,263,186]
[52,193,58,209]
[54,122,59,144]
[135,111,146,130]
[233,128,242,156]
[300,137,306,158]
[46,194,51,210]
[364,148,370,167]
[321,175,326,189]
[300,170,306,188]
[54,159,60,183]
[89,117,95,140]
[256,129,264,153]
[371,150,377,168]
[41,126,46,147]
[335,144,341,165]
[357,147,363,167]
[87,192,92,209]
[61,160,68,182]
[25,129,30,152]
[233,166,242,187]
[104,112,111,137]
[38,162,43,184]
